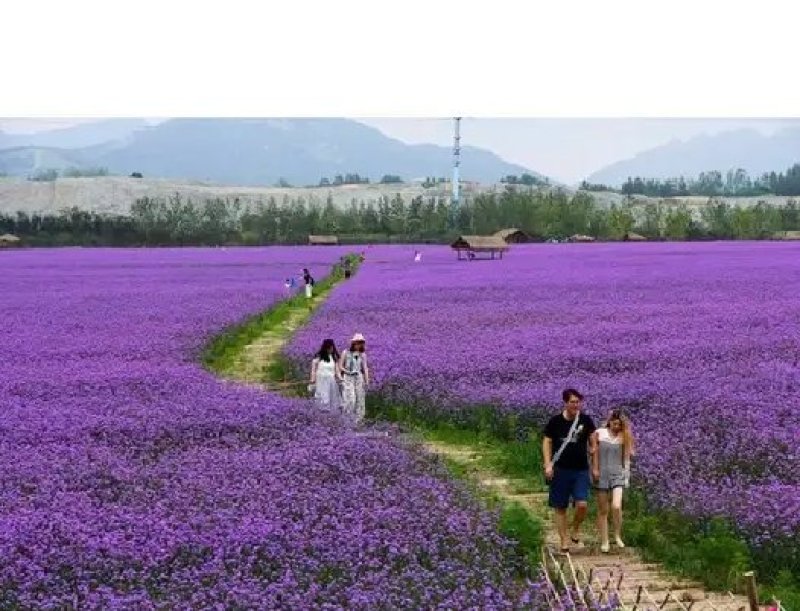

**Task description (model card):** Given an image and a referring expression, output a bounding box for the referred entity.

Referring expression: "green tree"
[607,203,635,239]
[700,200,733,239]
[639,201,665,238]
[664,205,693,240]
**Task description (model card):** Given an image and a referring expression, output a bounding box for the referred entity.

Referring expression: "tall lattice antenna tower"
[451,117,461,226]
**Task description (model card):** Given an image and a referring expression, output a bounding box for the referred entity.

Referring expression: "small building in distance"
[567,234,596,243]
[0,233,21,248]
[623,232,647,242]
[451,235,509,260]
[308,234,339,246]
[493,228,531,244]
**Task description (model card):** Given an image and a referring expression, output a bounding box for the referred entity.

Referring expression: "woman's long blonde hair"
[607,409,635,460]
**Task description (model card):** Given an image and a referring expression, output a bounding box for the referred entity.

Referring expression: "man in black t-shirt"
[542,388,597,553]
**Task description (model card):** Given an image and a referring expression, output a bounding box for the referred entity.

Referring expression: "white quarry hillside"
[0,176,795,217]
[0,176,476,215]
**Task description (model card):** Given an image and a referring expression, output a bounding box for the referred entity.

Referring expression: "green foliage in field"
[498,502,545,574]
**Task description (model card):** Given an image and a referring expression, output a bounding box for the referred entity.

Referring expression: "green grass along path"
[204,256,355,389]
[202,255,767,610]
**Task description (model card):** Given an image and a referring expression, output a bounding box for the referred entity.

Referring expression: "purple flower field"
[288,242,800,561]
[0,248,549,609]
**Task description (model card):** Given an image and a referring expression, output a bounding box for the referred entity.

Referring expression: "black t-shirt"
[303,272,315,286]
[543,412,596,470]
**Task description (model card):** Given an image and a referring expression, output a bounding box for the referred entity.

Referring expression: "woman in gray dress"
[339,333,369,424]
[591,409,635,553]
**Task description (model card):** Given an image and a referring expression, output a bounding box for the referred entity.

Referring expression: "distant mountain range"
[0,119,148,150]
[0,118,541,186]
[587,127,800,186]
[6,119,797,189]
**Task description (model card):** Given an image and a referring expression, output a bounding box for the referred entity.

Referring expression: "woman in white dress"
[339,333,369,424]
[309,339,342,411]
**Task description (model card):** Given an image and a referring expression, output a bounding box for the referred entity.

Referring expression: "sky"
[2,118,799,184]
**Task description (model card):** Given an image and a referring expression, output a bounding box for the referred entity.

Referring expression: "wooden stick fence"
[539,546,785,611]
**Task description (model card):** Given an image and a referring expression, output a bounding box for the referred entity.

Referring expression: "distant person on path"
[302,268,315,300]
[309,338,342,411]
[592,409,635,553]
[284,276,297,296]
[414,250,422,262]
[343,259,352,279]
[339,333,369,424]
[542,389,597,553]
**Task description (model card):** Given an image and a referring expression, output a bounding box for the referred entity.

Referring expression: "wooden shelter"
[450,235,509,260]
[567,234,596,243]
[773,230,800,241]
[493,228,530,244]
[623,232,647,242]
[0,233,21,248]
[308,234,339,246]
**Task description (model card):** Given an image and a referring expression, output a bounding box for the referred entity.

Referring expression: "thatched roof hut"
[308,234,339,246]
[568,234,596,243]
[623,232,647,242]
[493,228,530,243]
[0,233,21,247]
[451,235,509,260]
[773,230,800,241]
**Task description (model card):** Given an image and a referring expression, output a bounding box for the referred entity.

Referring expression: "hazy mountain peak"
[587,127,800,185]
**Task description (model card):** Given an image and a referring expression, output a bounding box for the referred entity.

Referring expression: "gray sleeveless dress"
[597,428,627,490]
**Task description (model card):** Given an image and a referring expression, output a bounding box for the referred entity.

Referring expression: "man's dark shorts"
[548,467,590,509]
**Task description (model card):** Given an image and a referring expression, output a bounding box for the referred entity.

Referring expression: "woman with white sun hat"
[339,333,370,423]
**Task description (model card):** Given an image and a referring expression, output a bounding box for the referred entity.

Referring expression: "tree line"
[500,173,550,187]
[1,190,799,247]
[28,167,111,181]
[611,163,800,197]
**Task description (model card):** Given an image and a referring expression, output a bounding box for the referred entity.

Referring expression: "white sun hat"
[350,333,366,343]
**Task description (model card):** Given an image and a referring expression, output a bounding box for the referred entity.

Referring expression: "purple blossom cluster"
[0,247,553,608]
[287,242,800,556]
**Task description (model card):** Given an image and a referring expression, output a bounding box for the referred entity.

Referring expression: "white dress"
[313,357,341,411]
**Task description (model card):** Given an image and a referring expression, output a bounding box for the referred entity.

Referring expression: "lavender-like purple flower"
[0,246,557,608]
[288,241,800,561]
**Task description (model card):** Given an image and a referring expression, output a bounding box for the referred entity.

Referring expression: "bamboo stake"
[744,572,758,611]
[565,553,583,603]
[632,584,644,610]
